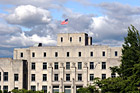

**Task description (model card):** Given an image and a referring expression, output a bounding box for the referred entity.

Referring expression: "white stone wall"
[0,58,23,91]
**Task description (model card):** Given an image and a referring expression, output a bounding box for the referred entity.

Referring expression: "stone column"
[60,63,64,92]
[83,62,88,87]
[71,62,76,93]
[48,63,53,93]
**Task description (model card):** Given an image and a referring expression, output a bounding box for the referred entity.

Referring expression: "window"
[31,74,35,81]
[0,72,1,81]
[42,86,47,93]
[115,51,118,56]
[70,37,72,42]
[31,86,36,91]
[78,74,82,81]
[111,73,116,78]
[66,74,70,81]
[20,52,23,57]
[14,87,18,90]
[44,52,46,57]
[67,52,69,57]
[90,52,93,57]
[54,62,59,69]
[43,62,47,70]
[43,74,47,81]
[78,52,81,57]
[102,62,106,69]
[14,74,18,81]
[55,52,58,57]
[54,74,58,81]
[90,74,94,81]
[66,62,70,69]
[102,51,105,56]
[32,52,35,57]
[61,37,63,42]
[79,37,81,42]
[78,62,82,69]
[4,72,8,81]
[0,86,1,90]
[32,63,35,70]
[90,62,94,69]
[102,74,106,79]
[3,86,8,92]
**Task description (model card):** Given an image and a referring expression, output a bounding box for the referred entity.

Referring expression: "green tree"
[100,25,140,92]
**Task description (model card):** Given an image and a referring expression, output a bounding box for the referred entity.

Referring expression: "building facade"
[0,33,121,93]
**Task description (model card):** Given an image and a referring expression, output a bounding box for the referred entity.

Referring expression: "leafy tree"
[100,25,140,92]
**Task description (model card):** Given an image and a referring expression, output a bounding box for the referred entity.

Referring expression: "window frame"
[43,74,47,81]
[102,62,106,69]
[43,62,47,70]
[31,62,35,70]
[54,74,58,81]
[14,74,18,81]
[66,74,70,81]
[90,62,94,69]
[3,72,8,81]
[78,62,82,69]
[20,52,23,57]
[78,74,82,81]
[90,74,94,81]
[54,62,59,69]
[31,74,35,81]
[66,62,70,70]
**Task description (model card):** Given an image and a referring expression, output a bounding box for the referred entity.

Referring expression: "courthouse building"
[0,33,121,93]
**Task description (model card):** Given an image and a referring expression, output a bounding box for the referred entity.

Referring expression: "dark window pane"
[43,62,47,69]
[3,86,8,92]
[61,37,63,42]
[31,74,35,81]
[67,52,69,57]
[44,52,46,57]
[102,51,105,56]
[102,62,106,69]
[90,74,94,81]
[78,52,81,57]
[79,37,81,42]
[102,74,106,79]
[66,62,70,69]
[90,52,93,57]
[32,63,35,70]
[42,86,47,93]
[4,72,8,81]
[55,52,58,57]
[14,74,18,81]
[31,86,36,91]
[78,74,82,81]
[20,52,23,57]
[78,62,82,69]
[90,62,94,69]
[66,74,70,81]
[54,62,59,69]
[70,37,72,42]
[43,74,47,81]
[32,52,35,57]
[115,51,118,56]
[54,74,58,81]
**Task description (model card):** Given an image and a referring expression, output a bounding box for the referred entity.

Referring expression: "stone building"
[0,33,121,93]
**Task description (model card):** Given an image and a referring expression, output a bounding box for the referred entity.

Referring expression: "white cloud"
[6,32,56,46]
[6,5,51,27]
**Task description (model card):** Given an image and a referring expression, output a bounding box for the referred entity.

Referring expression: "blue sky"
[0,0,140,57]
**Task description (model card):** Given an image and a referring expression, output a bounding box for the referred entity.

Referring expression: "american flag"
[61,19,68,25]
